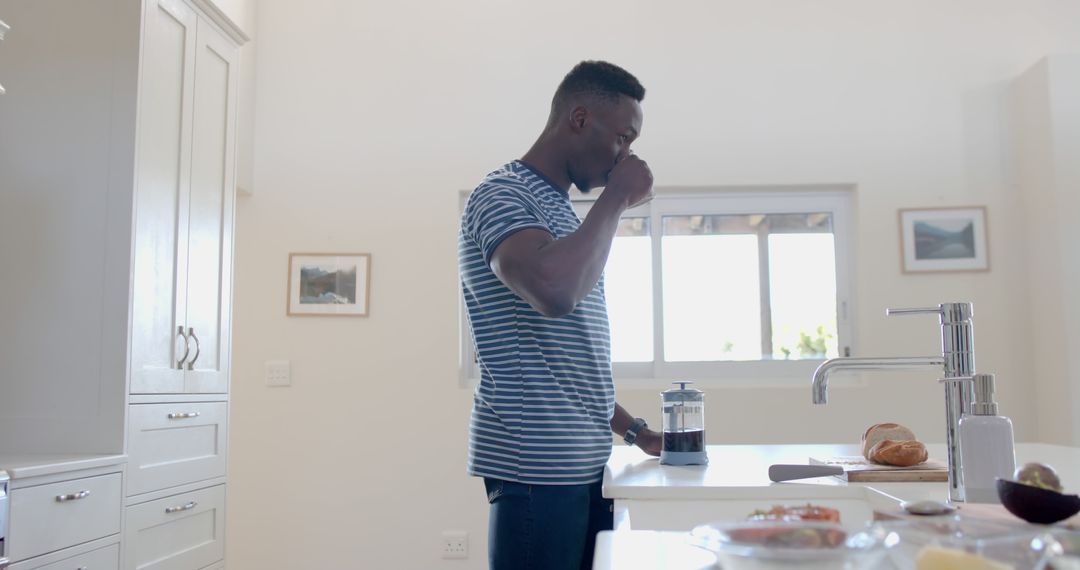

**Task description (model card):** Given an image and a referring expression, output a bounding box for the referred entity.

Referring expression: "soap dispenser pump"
[959,373,1016,503]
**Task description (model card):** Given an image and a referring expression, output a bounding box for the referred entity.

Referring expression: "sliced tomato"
[746,503,841,524]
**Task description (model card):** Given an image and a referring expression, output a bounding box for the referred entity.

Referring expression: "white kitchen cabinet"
[123,1,241,568]
[130,0,238,396]
[0,0,245,444]
[7,473,122,562]
[7,543,120,570]
[126,403,227,497]
[0,0,246,569]
[124,485,226,570]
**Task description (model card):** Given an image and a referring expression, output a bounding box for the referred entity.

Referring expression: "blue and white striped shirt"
[459,160,615,485]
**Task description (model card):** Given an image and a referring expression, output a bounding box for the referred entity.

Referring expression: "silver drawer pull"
[55,490,91,502]
[77,567,88,570]
[165,501,197,514]
[167,411,201,419]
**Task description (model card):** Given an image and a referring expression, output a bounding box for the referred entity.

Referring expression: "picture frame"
[898,206,989,273]
[287,253,371,316]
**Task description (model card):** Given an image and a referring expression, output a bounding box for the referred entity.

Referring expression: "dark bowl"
[996,477,1080,524]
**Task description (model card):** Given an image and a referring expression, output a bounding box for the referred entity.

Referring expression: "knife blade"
[768,464,846,482]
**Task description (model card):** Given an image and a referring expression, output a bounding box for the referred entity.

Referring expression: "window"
[460,187,855,386]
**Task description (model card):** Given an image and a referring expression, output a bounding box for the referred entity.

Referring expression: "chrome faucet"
[811,302,976,503]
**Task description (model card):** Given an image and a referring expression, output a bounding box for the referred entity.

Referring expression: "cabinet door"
[130,0,197,394]
[183,18,239,394]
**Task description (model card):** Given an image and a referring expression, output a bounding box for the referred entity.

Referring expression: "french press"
[660,381,708,465]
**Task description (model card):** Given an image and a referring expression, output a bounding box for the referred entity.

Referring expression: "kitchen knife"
[768,464,846,482]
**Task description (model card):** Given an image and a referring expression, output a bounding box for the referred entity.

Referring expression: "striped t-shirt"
[459,160,615,485]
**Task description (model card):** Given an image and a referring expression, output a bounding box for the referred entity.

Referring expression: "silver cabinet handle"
[167,411,201,419]
[165,501,197,514]
[176,325,190,369]
[55,490,91,502]
[186,326,201,370]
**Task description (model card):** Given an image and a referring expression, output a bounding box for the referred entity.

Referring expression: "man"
[459,60,662,570]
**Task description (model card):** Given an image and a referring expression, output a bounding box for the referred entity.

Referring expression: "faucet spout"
[812,356,947,404]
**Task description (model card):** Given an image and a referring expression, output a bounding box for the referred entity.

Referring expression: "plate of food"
[688,504,893,569]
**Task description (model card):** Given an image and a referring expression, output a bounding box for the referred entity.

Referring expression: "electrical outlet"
[265,360,291,387]
[441,530,468,559]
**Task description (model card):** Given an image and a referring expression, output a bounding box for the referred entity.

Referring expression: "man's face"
[569,95,643,193]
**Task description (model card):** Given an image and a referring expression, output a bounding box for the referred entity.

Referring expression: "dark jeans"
[484,477,614,570]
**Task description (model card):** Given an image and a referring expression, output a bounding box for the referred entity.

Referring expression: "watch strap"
[624,417,648,446]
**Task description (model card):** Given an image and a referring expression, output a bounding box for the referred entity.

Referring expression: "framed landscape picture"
[898,207,989,273]
[287,253,371,316]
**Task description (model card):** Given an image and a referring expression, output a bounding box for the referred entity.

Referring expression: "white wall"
[1010,55,1080,445]
[227,1,1080,568]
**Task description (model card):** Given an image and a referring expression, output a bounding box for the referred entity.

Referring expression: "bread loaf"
[869,439,928,467]
[861,422,917,459]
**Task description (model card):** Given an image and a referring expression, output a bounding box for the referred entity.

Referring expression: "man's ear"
[568,105,588,133]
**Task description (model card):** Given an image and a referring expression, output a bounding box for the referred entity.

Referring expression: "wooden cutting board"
[809,455,949,482]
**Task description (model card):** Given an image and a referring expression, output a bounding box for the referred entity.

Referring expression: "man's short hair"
[551,60,645,114]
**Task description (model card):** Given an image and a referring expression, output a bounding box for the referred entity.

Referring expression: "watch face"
[625,418,646,445]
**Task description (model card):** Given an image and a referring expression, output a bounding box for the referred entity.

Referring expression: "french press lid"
[662,380,703,402]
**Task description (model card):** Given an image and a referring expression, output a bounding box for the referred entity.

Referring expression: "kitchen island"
[595,443,1080,569]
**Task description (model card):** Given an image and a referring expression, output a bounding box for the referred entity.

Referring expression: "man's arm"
[490,156,653,317]
[612,402,661,457]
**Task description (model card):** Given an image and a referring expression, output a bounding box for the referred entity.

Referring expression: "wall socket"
[265,360,291,387]
[441,530,468,559]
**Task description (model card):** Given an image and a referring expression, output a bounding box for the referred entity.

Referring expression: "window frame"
[459,185,857,389]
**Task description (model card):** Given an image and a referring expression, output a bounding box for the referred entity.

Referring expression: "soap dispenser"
[959,373,1016,503]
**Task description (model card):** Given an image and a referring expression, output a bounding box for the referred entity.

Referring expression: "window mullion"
[757,222,773,359]
[651,204,665,376]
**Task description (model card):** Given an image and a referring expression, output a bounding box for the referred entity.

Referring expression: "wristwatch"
[623,417,648,446]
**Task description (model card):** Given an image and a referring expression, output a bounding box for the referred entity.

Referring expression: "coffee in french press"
[660,381,708,465]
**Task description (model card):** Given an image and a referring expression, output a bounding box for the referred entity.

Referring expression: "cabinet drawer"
[8,473,122,561]
[124,485,225,570]
[7,543,119,570]
[127,402,227,496]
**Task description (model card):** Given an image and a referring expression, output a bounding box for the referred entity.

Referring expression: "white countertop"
[606,443,866,498]
[0,453,127,480]
[595,531,716,570]
[597,442,1080,569]
[605,442,1080,501]
[605,443,951,509]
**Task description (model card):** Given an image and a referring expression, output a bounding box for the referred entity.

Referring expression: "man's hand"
[635,428,662,457]
[604,154,654,209]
